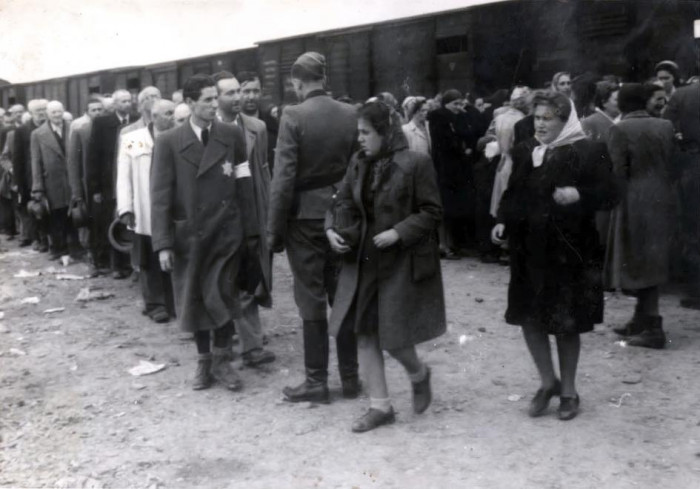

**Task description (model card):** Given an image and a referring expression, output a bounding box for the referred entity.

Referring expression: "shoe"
[442,251,461,261]
[19,239,32,247]
[411,366,432,414]
[112,270,130,280]
[627,316,666,349]
[528,379,561,417]
[211,350,243,391]
[342,377,362,399]
[192,355,213,390]
[680,297,700,311]
[148,307,170,324]
[282,379,330,404]
[6,234,15,241]
[558,395,580,421]
[613,314,645,336]
[242,348,276,367]
[351,408,396,433]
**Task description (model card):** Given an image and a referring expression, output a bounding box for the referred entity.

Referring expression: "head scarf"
[531,98,586,168]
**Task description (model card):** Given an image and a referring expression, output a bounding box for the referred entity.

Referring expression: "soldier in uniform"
[151,74,252,391]
[267,52,359,403]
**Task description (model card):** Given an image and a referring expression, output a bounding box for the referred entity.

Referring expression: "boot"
[613,313,645,336]
[627,316,666,349]
[411,366,432,414]
[283,319,329,403]
[192,353,213,390]
[211,347,243,390]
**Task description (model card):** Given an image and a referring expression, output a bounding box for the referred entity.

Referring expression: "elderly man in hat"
[267,52,359,403]
[117,99,176,323]
[151,74,254,390]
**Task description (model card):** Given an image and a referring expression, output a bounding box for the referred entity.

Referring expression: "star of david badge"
[222,161,234,177]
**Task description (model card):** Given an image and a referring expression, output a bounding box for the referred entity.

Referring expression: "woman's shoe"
[351,408,395,433]
[558,395,580,421]
[528,380,561,417]
[412,366,432,414]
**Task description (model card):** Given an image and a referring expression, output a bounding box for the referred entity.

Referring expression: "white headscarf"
[531,99,586,168]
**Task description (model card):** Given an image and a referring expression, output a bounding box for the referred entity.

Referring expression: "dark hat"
[108,217,134,253]
[291,52,326,80]
[441,89,463,107]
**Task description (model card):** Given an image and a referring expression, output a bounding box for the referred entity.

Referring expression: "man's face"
[241,79,262,114]
[30,104,47,124]
[656,70,675,93]
[189,86,218,123]
[114,93,132,114]
[47,106,64,126]
[153,107,175,132]
[140,88,161,114]
[217,78,241,116]
[555,75,572,97]
[9,107,24,124]
[86,102,104,120]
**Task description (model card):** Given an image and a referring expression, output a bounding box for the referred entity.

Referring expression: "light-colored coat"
[30,122,72,210]
[117,126,154,236]
[401,120,431,155]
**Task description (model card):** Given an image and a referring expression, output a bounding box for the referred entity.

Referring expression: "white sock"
[369,397,392,413]
[408,363,427,383]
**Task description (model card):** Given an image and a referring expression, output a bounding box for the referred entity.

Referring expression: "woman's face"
[603,90,620,118]
[656,70,675,93]
[444,99,464,114]
[533,104,566,144]
[555,75,572,97]
[413,105,429,124]
[358,117,383,157]
[646,90,667,117]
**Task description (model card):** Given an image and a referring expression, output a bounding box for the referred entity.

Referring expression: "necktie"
[201,128,209,147]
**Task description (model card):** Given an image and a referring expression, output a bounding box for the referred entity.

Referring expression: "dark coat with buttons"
[151,119,248,332]
[327,147,446,350]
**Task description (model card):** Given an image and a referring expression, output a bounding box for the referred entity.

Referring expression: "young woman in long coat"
[492,91,619,421]
[326,101,446,433]
[604,83,675,349]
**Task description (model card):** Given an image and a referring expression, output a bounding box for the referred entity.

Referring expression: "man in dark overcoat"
[664,81,700,309]
[86,89,136,278]
[213,71,275,367]
[267,52,359,403]
[151,74,251,391]
[12,99,49,251]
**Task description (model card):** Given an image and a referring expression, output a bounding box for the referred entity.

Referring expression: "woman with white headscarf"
[491,91,619,421]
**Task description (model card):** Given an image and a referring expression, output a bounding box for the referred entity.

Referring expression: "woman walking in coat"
[326,101,446,433]
[401,98,431,156]
[492,91,618,420]
[604,83,675,349]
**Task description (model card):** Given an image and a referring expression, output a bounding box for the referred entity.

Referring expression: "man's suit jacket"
[87,112,136,201]
[267,90,357,243]
[151,119,249,332]
[12,120,40,203]
[31,122,72,210]
[67,116,93,202]
[664,83,700,152]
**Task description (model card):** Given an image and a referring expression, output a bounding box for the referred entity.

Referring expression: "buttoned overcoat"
[30,123,72,210]
[328,149,446,350]
[151,120,248,332]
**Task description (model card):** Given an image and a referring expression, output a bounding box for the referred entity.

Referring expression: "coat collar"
[622,110,651,120]
[179,120,229,177]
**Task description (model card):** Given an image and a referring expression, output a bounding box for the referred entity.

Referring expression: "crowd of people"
[0,53,698,432]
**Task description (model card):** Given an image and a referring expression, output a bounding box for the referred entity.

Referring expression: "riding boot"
[282,319,330,403]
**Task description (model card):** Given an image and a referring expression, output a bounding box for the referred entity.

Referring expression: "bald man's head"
[112,90,132,116]
[27,99,48,124]
[137,86,162,115]
[151,99,176,132]
[173,103,191,127]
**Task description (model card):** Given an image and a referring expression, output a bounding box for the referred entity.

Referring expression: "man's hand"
[267,233,284,253]
[491,224,506,246]
[93,193,103,204]
[327,229,351,254]
[553,186,580,206]
[158,249,174,272]
[373,229,400,249]
[119,212,135,228]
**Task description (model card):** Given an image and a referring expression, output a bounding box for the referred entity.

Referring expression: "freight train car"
[1,1,698,111]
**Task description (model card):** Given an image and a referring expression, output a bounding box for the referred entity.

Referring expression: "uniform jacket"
[328,148,446,350]
[401,120,431,155]
[12,120,40,203]
[664,83,700,152]
[151,119,249,332]
[267,91,357,244]
[116,126,155,236]
[67,116,93,202]
[87,112,137,201]
[604,111,675,289]
[30,122,72,210]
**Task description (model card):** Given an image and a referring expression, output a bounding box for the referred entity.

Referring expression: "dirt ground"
[1,237,699,489]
